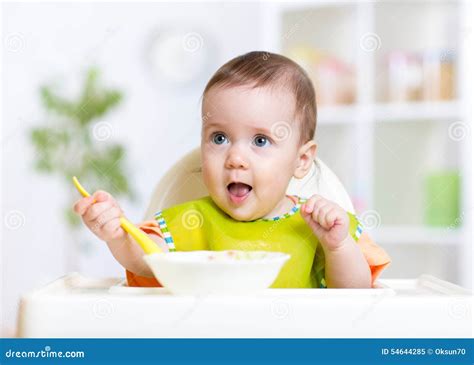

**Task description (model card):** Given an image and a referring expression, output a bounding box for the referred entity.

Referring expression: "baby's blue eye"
[254,135,270,147]
[212,133,228,145]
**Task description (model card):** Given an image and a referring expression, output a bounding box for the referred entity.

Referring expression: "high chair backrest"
[143,147,355,220]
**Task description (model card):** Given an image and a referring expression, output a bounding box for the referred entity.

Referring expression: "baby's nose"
[225,150,249,170]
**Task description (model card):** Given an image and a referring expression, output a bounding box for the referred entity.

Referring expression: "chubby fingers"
[321,206,340,229]
[92,190,111,203]
[73,196,95,216]
[301,194,324,215]
[301,195,338,230]
[85,192,122,221]
[97,217,124,240]
[73,190,120,218]
[85,201,121,224]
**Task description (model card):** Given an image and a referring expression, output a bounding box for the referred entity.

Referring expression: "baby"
[74,51,390,288]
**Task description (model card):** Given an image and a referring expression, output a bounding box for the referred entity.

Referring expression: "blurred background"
[2,1,472,336]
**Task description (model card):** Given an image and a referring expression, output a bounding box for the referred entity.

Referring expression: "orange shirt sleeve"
[357,232,391,287]
[125,220,164,288]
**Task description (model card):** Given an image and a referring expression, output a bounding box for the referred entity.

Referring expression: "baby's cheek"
[201,157,216,177]
[260,163,291,188]
[203,173,219,193]
[201,167,217,193]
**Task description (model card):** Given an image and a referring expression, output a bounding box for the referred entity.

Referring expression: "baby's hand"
[73,190,127,243]
[300,194,350,251]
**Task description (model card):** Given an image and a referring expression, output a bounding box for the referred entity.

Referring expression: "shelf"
[317,101,462,124]
[315,123,356,196]
[373,120,461,226]
[374,101,462,122]
[275,1,356,13]
[371,225,462,245]
[317,105,357,124]
[373,1,459,103]
[264,0,472,288]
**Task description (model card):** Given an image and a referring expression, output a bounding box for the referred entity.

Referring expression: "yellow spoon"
[72,176,162,254]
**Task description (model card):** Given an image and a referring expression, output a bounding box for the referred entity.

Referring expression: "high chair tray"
[17,273,472,338]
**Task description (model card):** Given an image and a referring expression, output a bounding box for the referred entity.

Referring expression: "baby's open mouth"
[227,182,252,204]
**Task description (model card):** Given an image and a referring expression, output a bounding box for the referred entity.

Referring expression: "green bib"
[154,196,362,288]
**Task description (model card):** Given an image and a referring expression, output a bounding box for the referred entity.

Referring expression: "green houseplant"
[30,68,134,257]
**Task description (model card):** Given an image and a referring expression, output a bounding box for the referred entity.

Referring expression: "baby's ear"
[294,141,317,179]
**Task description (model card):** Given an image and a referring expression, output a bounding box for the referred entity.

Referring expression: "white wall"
[2,1,262,335]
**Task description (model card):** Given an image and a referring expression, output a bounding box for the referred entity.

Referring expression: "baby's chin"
[213,196,261,222]
[225,208,260,222]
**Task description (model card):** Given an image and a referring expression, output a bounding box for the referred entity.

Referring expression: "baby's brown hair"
[202,51,317,146]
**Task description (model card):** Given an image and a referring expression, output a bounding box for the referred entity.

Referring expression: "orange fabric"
[357,232,391,286]
[126,220,164,287]
[135,219,163,238]
[126,208,391,288]
[126,269,162,287]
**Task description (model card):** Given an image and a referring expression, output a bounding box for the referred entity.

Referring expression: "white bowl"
[143,250,290,295]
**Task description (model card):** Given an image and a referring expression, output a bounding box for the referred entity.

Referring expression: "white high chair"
[17,153,472,339]
[143,146,355,220]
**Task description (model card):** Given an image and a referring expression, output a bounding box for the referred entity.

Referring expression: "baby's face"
[201,85,304,221]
